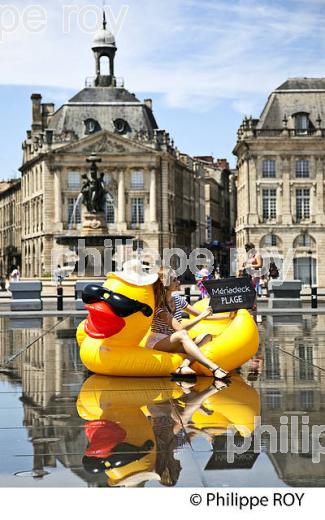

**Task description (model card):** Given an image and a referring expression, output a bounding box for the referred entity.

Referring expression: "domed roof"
[92,28,116,48]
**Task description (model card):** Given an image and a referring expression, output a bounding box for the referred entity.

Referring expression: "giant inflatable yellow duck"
[76,262,259,376]
[76,374,260,487]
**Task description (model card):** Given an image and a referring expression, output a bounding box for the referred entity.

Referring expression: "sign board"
[203,277,256,312]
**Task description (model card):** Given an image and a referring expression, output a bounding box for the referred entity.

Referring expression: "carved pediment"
[83,135,128,154]
[54,130,155,156]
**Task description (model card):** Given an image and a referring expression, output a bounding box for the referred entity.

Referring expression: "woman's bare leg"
[194,334,213,347]
[167,334,213,373]
[154,330,227,377]
[172,383,219,434]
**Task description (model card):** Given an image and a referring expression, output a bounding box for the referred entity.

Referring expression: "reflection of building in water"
[242,317,325,486]
[21,320,93,482]
[22,320,69,409]
[0,317,24,380]
[0,318,101,484]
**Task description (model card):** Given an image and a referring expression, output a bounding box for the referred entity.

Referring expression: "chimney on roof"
[216,159,229,170]
[31,93,42,132]
[193,156,214,164]
[42,103,55,128]
[144,98,153,110]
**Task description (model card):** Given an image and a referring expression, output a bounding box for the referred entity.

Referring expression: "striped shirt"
[172,294,188,322]
[151,294,188,334]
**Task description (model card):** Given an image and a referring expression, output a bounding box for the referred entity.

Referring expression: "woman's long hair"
[153,276,172,313]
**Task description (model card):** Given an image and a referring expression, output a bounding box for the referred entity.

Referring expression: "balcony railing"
[252,128,322,138]
[130,223,146,230]
[85,76,125,88]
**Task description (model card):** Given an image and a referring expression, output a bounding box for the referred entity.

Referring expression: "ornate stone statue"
[81,153,107,214]
[91,171,106,213]
[81,174,92,213]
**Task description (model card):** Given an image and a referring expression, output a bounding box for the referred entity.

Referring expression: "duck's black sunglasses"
[82,284,153,318]
[82,440,154,474]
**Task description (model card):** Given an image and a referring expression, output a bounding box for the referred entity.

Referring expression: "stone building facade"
[19,18,206,277]
[194,157,231,241]
[0,179,21,277]
[233,78,325,287]
[193,157,236,273]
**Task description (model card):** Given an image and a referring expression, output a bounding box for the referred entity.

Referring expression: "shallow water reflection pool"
[0,314,324,487]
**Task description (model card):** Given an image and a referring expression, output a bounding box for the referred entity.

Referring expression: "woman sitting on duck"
[145,271,231,379]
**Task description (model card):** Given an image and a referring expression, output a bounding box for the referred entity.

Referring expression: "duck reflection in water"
[77,374,260,487]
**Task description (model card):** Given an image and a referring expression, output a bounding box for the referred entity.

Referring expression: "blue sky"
[1,0,325,178]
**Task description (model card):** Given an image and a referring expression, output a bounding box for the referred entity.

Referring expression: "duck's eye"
[103,293,110,299]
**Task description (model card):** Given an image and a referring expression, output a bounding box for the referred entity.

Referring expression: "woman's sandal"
[212,379,229,391]
[212,367,228,380]
[170,366,197,381]
[175,380,196,393]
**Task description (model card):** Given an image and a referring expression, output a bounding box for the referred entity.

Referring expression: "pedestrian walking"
[10,266,20,283]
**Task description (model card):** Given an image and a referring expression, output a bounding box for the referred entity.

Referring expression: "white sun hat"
[113,259,159,286]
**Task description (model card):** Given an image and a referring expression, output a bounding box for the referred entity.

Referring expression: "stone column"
[248,156,258,225]
[38,199,42,232]
[245,158,250,222]
[54,170,62,223]
[161,159,170,250]
[315,157,324,223]
[281,156,292,225]
[149,169,157,222]
[117,170,125,223]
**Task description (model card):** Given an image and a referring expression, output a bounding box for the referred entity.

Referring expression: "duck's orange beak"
[84,302,126,339]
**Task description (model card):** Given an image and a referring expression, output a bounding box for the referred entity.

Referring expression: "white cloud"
[1,0,325,115]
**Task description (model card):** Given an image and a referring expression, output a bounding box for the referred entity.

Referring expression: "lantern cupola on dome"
[92,11,117,87]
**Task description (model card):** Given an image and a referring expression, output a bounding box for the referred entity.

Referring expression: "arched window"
[260,234,280,248]
[105,193,115,224]
[99,56,110,75]
[84,118,101,135]
[293,233,316,248]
